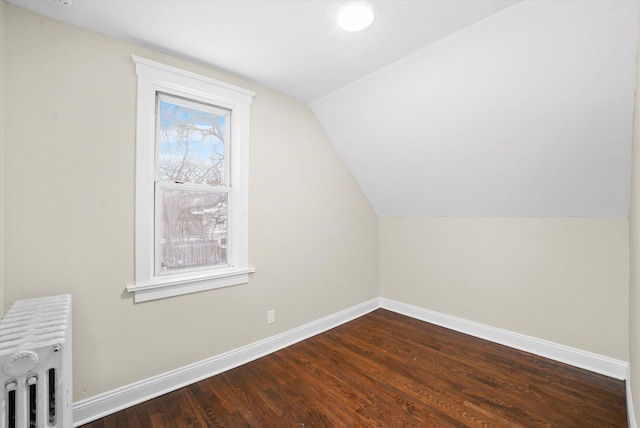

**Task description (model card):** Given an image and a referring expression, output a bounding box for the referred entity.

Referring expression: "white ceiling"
[5,0,518,103]
[7,0,640,217]
[311,0,640,216]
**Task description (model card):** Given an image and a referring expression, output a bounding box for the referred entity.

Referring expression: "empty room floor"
[81,309,627,427]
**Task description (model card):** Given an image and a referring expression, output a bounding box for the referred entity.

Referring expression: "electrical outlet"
[267,310,275,324]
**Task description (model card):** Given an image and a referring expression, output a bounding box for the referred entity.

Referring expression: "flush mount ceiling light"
[337,0,375,32]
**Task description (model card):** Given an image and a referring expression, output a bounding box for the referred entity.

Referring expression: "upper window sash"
[155,92,231,187]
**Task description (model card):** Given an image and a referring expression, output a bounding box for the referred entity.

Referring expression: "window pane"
[157,96,228,186]
[159,189,228,273]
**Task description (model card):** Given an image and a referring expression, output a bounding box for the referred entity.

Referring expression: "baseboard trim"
[74,297,630,426]
[72,297,380,426]
[629,365,637,428]
[379,298,628,380]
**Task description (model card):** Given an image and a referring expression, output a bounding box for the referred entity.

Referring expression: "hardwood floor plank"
[307,334,487,426]
[80,309,627,427]
[319,317,541,426]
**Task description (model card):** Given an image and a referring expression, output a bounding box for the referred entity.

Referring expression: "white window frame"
[127,56,255,303]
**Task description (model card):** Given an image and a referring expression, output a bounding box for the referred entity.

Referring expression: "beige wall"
[628,20,640,425]
[380,217,629,361]
[3,4,378,400]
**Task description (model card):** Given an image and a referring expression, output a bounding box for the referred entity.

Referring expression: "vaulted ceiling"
[7,0,640,217]
[311,1,640,217]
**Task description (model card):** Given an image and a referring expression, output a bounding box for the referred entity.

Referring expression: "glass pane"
[159,189,228,273]
[157,95,228,186]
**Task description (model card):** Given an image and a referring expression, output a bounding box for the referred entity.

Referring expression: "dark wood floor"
[81,309,627,427]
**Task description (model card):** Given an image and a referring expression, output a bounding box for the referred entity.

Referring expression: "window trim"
[127,56,255,303]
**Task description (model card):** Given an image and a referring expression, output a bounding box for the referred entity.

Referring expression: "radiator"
[0,295,72,428]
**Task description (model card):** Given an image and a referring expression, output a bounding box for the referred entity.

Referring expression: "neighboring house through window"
[128,56,255,303]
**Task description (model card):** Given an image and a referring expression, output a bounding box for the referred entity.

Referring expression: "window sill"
[127,267,256,303]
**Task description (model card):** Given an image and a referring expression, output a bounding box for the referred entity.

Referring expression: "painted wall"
[628,22,640,425]
[380,217,629,361]
[3,4,378,401]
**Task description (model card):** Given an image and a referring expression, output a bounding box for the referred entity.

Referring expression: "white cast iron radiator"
[0,295,72,428]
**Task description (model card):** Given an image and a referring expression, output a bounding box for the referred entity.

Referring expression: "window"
[128,56,255,303]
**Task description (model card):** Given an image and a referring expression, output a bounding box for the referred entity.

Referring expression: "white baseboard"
[73,296,631,426]
[382,297,634,426]
[380,297,628,380]
[72,297,380,426]
[629,365,637,428]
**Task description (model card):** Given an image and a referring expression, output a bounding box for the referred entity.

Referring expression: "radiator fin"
[0,295,72,428]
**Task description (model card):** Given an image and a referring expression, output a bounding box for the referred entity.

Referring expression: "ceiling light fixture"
[337,0,375,32]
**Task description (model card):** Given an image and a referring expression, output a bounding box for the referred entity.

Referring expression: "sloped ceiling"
[5,0,640,217]
[311,0,640,216]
